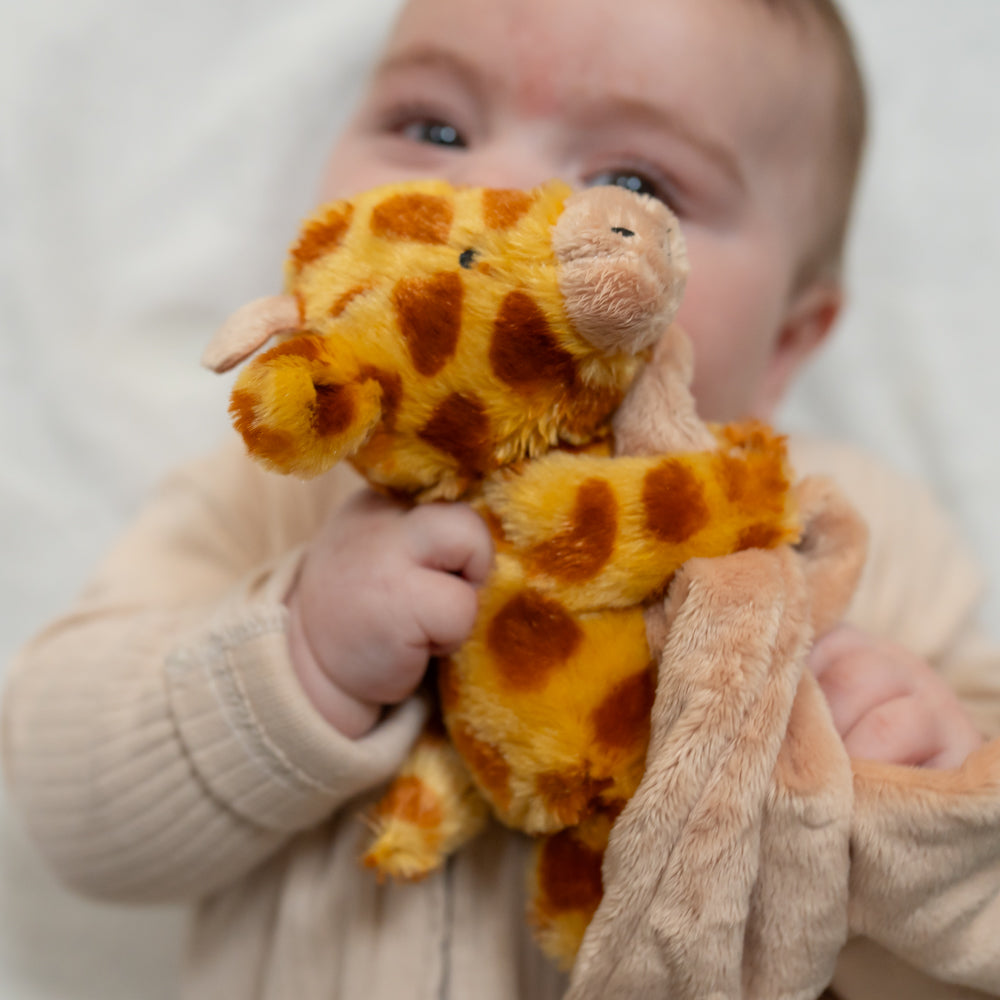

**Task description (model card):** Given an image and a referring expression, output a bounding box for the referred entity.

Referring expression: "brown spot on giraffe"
[290,203,353,271]
[736,522,785,552]
[230,389,296,466]
[375,775,444,830]
[715,422,790,515]
[715,451,783,511]
[451,724,512,812]
[418,393,493,476]
[311,382,355,438]
[329,282,372,319]
[559,382,624,442]
[528,478,619,582]
[535,771,613,827]
[642,458,712,544]
[591,665,656,752]
[358,365,403,428]
[537,830,604,913]
[487,590,582,690]
[258,334,325,364]
[490,291,579,395]
[393,271,464,376]
[482,188,536,229]
[371,192,453,243]
[719,419,775,454]
[715,452,746,504]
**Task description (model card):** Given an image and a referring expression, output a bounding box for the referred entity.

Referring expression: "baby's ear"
[753,280,842,417]
[201,294,301,373]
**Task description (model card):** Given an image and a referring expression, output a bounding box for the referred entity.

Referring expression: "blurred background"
[2,1,998,995]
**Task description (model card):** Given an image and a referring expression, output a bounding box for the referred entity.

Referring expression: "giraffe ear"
[201,295,301,373]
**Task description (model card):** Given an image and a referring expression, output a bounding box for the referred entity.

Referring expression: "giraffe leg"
[363,725,489,881]
[482,426,800,616]
[230,333,384,477]
[528,813,615,971]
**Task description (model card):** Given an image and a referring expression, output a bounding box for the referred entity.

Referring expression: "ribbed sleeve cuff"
[165,553,426,832]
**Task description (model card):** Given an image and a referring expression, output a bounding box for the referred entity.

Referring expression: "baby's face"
[322,0,841,420]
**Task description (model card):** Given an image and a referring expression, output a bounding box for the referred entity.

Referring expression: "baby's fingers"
[407,568,481,655]
[809,645,912,737]
[841,695,938,766]
[404,502,494,583]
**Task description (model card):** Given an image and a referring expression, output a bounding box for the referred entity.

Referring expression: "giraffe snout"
[552,185,689,356]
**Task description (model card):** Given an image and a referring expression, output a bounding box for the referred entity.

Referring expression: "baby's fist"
[286,491,494,738]
[809,625,983,769]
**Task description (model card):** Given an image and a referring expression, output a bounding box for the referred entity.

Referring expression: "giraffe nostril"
[460,248,477,269]
[610,227,636,238]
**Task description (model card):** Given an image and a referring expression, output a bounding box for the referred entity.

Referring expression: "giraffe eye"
[459,248,477,269]
[611,227,636,238]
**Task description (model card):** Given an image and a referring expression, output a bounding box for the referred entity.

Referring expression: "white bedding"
[2,1,999,995]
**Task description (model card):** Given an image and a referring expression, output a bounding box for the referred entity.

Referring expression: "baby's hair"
[762,0,868,287]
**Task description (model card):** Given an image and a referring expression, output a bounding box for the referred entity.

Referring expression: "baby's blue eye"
[401,119,466,149]
[588,171,657,197]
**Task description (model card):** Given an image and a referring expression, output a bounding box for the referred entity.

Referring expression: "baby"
[3,0,997,998]
[293,0,983,764]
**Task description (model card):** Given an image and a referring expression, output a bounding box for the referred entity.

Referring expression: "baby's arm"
[1,441,451,902]
[285,491,493,738]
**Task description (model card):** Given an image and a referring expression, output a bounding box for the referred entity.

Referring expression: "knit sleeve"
[1,440,424,902]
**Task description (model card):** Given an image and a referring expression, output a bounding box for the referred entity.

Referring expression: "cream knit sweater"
[4,434,1000,1000]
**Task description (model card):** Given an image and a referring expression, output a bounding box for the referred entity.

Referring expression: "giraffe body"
[208,179,800,968]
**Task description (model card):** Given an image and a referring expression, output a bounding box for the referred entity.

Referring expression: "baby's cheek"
[685,335,768,421]
[677,226,795,420]
[674,294,769,422]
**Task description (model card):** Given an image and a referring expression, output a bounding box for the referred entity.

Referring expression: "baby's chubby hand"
[809,625,983,769]
[285,491,494,738]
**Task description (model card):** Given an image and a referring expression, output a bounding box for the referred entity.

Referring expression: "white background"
[2,1,999,996]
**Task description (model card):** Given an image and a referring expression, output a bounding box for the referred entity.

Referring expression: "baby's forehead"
[385,0,838,124]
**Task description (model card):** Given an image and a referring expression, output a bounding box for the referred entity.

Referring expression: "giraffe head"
[205,180,689,495]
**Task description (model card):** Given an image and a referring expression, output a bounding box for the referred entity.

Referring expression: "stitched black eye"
[460,248,477,269]
[611,227,636,237]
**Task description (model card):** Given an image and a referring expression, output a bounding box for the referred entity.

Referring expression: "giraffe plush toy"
[204,176,802,954]
[206,179,1000,998]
